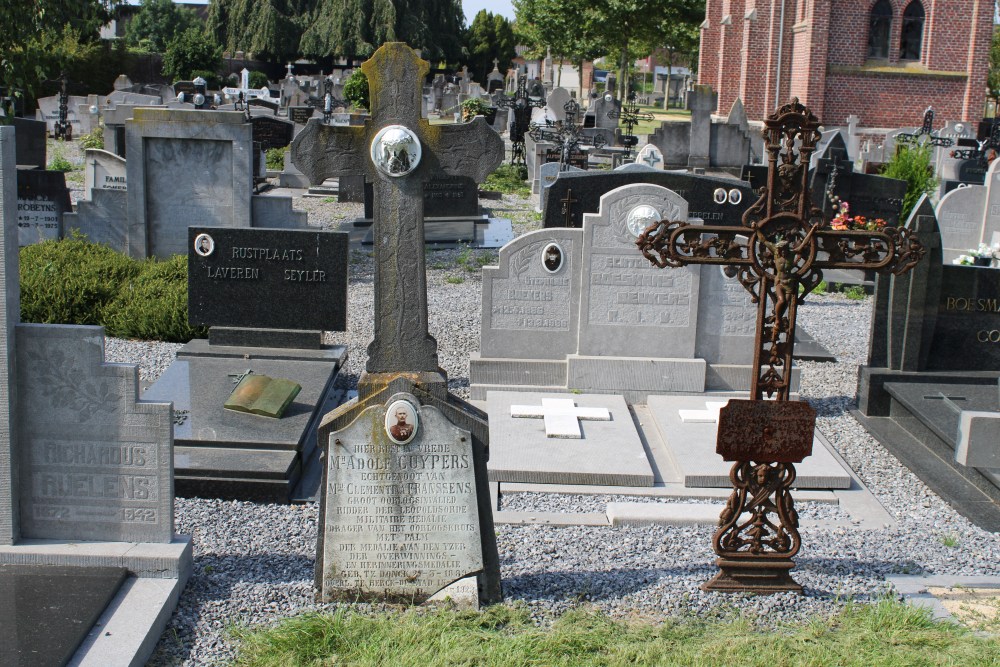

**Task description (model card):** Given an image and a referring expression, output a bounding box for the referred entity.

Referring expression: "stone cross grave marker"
[292,43,504,376]
[510,398,611,438]
[295,43,503,606]
[636,98,926,593]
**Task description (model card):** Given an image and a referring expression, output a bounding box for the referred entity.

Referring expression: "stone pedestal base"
[701,556,802,594]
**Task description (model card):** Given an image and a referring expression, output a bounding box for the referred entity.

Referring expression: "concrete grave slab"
[646,395,852,489]
[488,391,653,486]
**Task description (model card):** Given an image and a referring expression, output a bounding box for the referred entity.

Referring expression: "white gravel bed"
[83,190,996,665]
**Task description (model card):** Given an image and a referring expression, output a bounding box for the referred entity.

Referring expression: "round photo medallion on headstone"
[713,188,727,204]
[385,398,419,445]
[728,189,742,205]
[541,242,564,273]
[626,204,661,239]
[194,233,215,257]
[370,125,422,177]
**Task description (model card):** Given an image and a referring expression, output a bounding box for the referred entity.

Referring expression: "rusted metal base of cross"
[702,557,802,594]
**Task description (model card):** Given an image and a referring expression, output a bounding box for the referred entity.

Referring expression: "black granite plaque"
[250,98,280,113]
[251,116,295,151]
[290,106,314,124]
[13,117,46,169]
[926,265,1000,371]
[543,170,755,229]
[339,174,368,203]
[188,227,349,331]
[0,564,127,666]
[957,159,988,185]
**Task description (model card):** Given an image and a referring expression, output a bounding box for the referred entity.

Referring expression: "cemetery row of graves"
[2,43,1000,664]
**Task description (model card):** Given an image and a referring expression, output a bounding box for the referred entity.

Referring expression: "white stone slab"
[678,401,728,423]
[607,501,720,526]
[488,391,653,486]
[957,410,1000,468]
[646,394,852,489]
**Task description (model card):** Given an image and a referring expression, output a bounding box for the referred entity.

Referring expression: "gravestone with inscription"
[292,43,501,605]
[84,148,127,199]
[16,169,71,245]
[856,195,1000,530]
[142,226,350,501]
[0,125,191,667]
[472,183,779,401]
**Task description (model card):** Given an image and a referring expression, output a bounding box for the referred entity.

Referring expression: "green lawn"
[229,600,1000,666]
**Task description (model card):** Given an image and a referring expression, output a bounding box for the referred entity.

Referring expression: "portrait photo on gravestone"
[8,16,1000,663]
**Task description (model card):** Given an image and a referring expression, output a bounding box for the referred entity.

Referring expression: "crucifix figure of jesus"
[291,43,504,385]
[636,98,925,593]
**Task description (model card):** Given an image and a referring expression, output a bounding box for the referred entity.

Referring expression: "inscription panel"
[928,265,1000,371]
[587,253,692,327]
[695,265,757,364]
[188,226,349,330]
[320,399,483,602]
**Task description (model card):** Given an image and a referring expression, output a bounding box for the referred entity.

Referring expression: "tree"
[514,0,603,100]
[988,27,1000,104]
[162,26,223,83]
[299,0,465,64]
[342,68,369,109]
[0,0,116,117]
[207,0,311,62]
[465,10,517,82]
[125,0,200,53]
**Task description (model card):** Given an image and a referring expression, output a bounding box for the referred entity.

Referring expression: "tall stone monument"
[292,43,503,605]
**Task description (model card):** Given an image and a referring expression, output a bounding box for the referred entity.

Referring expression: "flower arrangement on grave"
[828,201,888,232]
[952,243,997,266]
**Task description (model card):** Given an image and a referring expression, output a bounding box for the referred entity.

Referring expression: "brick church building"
[697,0,994,127]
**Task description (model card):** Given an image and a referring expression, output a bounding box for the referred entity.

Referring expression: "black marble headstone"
[0,564,127,667]
[289,107,314,124]
[188,227,349,331]
[542,170,755,229]
[925,265,1000,371]
[13,117,46,169]
[251,116,295,151]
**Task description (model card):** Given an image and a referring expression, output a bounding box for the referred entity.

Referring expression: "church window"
[899,1,925,60]
[867,0,893,59]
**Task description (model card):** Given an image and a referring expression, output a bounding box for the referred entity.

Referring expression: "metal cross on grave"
[495,74,545,166]
[636,98,926,593]
[529,100,606,170]
[291,43,504,378]
[608,93,654,160]
[896,107,955,149]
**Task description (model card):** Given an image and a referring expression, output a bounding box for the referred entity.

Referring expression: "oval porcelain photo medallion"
[385,399,419,445]
[542,242,564,273]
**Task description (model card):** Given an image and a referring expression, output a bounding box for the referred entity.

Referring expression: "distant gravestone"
[686,85,716,168]
[937,185,986,262]
[250,115,294,151]
[591,95,620,130]
[16,170,71,245]
[544,87,571,122]
[188,227,348,331]
[84,148,127,199]
[289,106,314,124]
[635,143,664,169]
[13,118,46,169]
[542,169,754,229]
[126,109,252,258]
[979,158,1000,243]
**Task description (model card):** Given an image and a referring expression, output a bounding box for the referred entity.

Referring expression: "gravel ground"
[87,184,1000,665]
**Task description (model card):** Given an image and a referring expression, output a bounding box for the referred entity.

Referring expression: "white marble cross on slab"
[678,401,730,423]
[510,398,611,438]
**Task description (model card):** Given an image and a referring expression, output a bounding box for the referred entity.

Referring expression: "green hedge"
[19,237,206,342]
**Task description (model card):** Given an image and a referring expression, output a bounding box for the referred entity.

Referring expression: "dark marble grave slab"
[927,265,1000,371]
[542,170,755,229]
[142,342,348,501]
[188,227,349,332]
[853,381,1000,532]
[0,564,127,667]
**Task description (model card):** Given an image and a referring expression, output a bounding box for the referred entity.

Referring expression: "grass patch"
[230,600,1000,667]
[844,285,868,301]
[20,235,206,342]
[455,246,497,273]
[78,125,104,150]
[484,164,530,197]
[47,151,75,172]
[940,534,959,548]
[265,146,287,171]
[444,275,465,284]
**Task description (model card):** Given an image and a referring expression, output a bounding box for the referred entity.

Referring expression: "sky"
[461,0,515,21]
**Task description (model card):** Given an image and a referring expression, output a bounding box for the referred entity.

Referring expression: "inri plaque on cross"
[291,43,504,376]
[636,99,926,593]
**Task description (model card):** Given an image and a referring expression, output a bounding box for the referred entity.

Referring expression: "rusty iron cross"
[636,98,925,593]
[291,43,504,376]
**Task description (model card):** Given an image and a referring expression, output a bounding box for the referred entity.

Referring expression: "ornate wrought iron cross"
[608,92,654,160]
[636,99,925,593]
[951,118,1000,168]
[896,107,954,149]
[528,100,606,170]
[495,74,545,166]
[306,77,347,125]
[291,44,504,376]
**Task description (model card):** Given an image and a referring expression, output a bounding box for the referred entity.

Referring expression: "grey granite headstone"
[318,393,484,602]
[578,184,699,358]
[15,324,174,543]
[686,85,716,168]
[544,87,571,122]
[84,149,127,199]
[592,96,620,130]
[695,265,756,364]
[126,109,253,259]
[979,157,1000,245]
[936,184,986,262]
[62,189,128,251]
